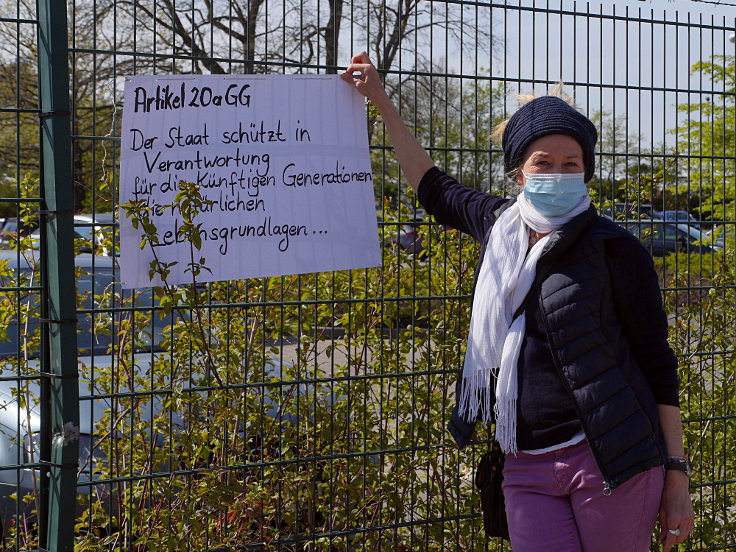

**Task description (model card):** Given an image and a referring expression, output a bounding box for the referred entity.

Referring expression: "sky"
[484,0,735,147]
[3,0,732,152]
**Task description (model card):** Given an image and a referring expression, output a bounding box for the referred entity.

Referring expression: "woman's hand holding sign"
[341,52,434,192]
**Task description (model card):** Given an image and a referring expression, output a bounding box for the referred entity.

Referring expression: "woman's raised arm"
[341,52,434,193]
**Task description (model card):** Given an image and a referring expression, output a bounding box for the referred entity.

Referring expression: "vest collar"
[538,205,598,263]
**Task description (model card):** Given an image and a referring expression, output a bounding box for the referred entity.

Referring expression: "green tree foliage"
[0,59,38,185]
[665,253,736,549]
[0,0,119,212]
[672,55,735,223]
[590,110,645,189]
[588,109,656,211]
[588,110,687,216]
[371,76,508,206]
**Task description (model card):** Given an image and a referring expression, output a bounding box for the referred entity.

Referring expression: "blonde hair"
[490,82,576,147]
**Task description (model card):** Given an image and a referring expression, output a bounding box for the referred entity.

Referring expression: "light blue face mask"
[521,172,588,217]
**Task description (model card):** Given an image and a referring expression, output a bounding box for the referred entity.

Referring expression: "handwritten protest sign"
[119,74,380,288]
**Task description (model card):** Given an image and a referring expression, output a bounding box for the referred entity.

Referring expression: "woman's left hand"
[659,470,695,552]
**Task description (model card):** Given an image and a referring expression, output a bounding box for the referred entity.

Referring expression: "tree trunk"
[323,0,344,74]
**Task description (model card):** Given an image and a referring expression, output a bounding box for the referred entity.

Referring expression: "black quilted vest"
[449,204,667,491]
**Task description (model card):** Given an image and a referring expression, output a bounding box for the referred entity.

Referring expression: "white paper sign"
[119,74,380,288]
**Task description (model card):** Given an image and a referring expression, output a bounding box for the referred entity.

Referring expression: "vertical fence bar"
[36,0,79,549]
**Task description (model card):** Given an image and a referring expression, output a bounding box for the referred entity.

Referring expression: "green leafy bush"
[73,194,502,551]
[665,251,736,549]
[2,186,734,551]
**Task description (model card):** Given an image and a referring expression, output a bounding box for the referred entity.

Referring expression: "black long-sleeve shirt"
[417,167,679,450]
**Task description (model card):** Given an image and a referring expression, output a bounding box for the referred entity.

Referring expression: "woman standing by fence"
[342,52,695,551]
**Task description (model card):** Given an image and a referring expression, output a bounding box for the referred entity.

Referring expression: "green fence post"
[37,0,79,550]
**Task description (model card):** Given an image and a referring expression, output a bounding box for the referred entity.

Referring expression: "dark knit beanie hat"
[502,95,598,182]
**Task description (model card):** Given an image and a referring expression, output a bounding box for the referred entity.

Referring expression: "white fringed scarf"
[458,192,591,454]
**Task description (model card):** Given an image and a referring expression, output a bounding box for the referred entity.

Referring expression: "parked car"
[0,251,337,536]
[378,210,430,256]
[652,210,701,229]
[26,213,117,256]
[395,210,459,257]
[703,224,736,250]
[0,219,24,248]
[0,252,160,531]
[622,220,717,256]
[72,213,117,256]
[602,202,654,221]
[399,218,426,255]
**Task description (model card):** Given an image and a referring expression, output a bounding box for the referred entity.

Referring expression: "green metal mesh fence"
[0,1,734,550]
[0,2,45,548]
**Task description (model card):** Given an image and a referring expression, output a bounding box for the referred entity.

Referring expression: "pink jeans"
[502,439,664,552]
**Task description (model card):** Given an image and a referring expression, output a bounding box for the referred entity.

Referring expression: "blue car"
[623,220,716,256]
[652,210,701,230]
[0,252,307,537]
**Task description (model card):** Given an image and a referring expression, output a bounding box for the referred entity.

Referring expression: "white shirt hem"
[519,431,586,455]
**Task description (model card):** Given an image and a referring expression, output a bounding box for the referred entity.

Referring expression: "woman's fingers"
[663,528,691,552]
[344,51,374,78]
[663,531,676,552]
[344,64,372,78]
[340,67,371,92]
[659,471,695,551]
[341,53,387,104]
[351,51,370,64]
[660,508,695,552]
